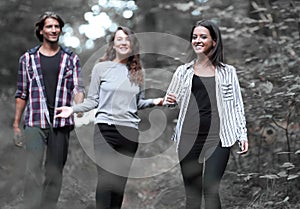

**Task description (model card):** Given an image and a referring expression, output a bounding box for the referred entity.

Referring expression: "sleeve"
[72,54,85,96]
[15,53,29,100]
[136,79,155,109]
[72,64,101,113]
[164,65,184,106]
[232,66,248,142]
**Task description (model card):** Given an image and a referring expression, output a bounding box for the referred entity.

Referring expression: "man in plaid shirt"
[13,11,84,209]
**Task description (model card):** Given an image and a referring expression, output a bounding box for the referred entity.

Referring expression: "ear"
[213,40,216,47]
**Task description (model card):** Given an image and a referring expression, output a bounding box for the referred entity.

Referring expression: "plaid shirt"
[15,45,85,128]
[166,60,248,148]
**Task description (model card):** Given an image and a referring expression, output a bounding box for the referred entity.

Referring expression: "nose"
[195,36,202,42]
[120,38,128,44]
[50,26,58,32]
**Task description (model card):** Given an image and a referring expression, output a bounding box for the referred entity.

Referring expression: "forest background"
[0,0,299,208]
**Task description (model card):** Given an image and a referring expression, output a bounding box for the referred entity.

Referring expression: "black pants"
[179,137,230,209]
[94,123,139,209]
[23,126,70,209]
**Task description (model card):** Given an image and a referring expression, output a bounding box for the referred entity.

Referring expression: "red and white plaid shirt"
[15,45,85,128]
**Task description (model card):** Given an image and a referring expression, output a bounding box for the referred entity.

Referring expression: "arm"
[232,66,248,154]
[163,65,183,106]
[136,87,161,110]
[70,55,85,117]
[13,98,26,137]
[137,66,182,109]
[13,54,28,145]
[72,55,85,100]
[74,92,84,104]
[56,64,101,118]
[136,70,164,109]
[73,64,101,112]
[73,91,85,117]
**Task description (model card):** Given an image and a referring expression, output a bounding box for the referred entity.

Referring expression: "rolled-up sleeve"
[15,54,28,100]
[71,54,85,96]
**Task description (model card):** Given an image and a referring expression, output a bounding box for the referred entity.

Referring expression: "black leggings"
[94,123,138,209]
[179,140,230,209]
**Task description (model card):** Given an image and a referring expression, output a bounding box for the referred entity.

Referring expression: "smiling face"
[39,17,61,44]
[113,29,132,61]
[191,26,216,56]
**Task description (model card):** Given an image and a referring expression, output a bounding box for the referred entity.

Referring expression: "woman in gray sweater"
[55,26,163,209]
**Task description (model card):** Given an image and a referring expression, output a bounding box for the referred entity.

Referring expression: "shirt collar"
[28,45,72,56]
[186,59,225,69]
[186,60,195,70]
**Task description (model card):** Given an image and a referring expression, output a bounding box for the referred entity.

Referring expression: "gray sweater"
[72,61,155,129]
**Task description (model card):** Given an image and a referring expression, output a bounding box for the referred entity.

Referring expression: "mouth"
[49,35,58,39]
[118,47,130,52]
[194,44,203,50]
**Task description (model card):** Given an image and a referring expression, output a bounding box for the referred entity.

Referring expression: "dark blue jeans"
[23,126,70,209]
[94,123,138,209]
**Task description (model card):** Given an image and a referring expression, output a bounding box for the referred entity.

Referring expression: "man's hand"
[76,112,84,118]
[13,124,23,147]
[13,98,26,147]
[55,106,74,118]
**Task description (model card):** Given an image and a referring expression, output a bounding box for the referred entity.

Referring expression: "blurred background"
[0,0,299,208]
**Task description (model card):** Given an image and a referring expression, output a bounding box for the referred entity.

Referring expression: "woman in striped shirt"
[164,19,249,209]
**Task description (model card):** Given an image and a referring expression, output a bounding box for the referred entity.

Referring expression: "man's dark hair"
[35,11,65,42]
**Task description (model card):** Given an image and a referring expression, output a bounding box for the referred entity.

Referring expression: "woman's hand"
[237,140,249,155]
[55,106,74,118]
[164,93,177,105]
[153,98,164,106]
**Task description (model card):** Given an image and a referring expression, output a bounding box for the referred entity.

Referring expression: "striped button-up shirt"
[15,45,85,128]
[166,60,248,148]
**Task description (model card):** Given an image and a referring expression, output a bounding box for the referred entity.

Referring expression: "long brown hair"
[99,26,144,85]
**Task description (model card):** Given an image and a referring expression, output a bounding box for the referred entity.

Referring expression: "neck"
[195,54,211,65]
[39,42,60,56]
[113,56,128,64]
[194,57,215,77]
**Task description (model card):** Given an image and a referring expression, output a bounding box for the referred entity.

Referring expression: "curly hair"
[99,26,144,85]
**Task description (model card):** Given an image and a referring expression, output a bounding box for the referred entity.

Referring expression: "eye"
[192,35,197,40]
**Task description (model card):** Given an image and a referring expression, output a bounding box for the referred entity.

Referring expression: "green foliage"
[217,1,300,207]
